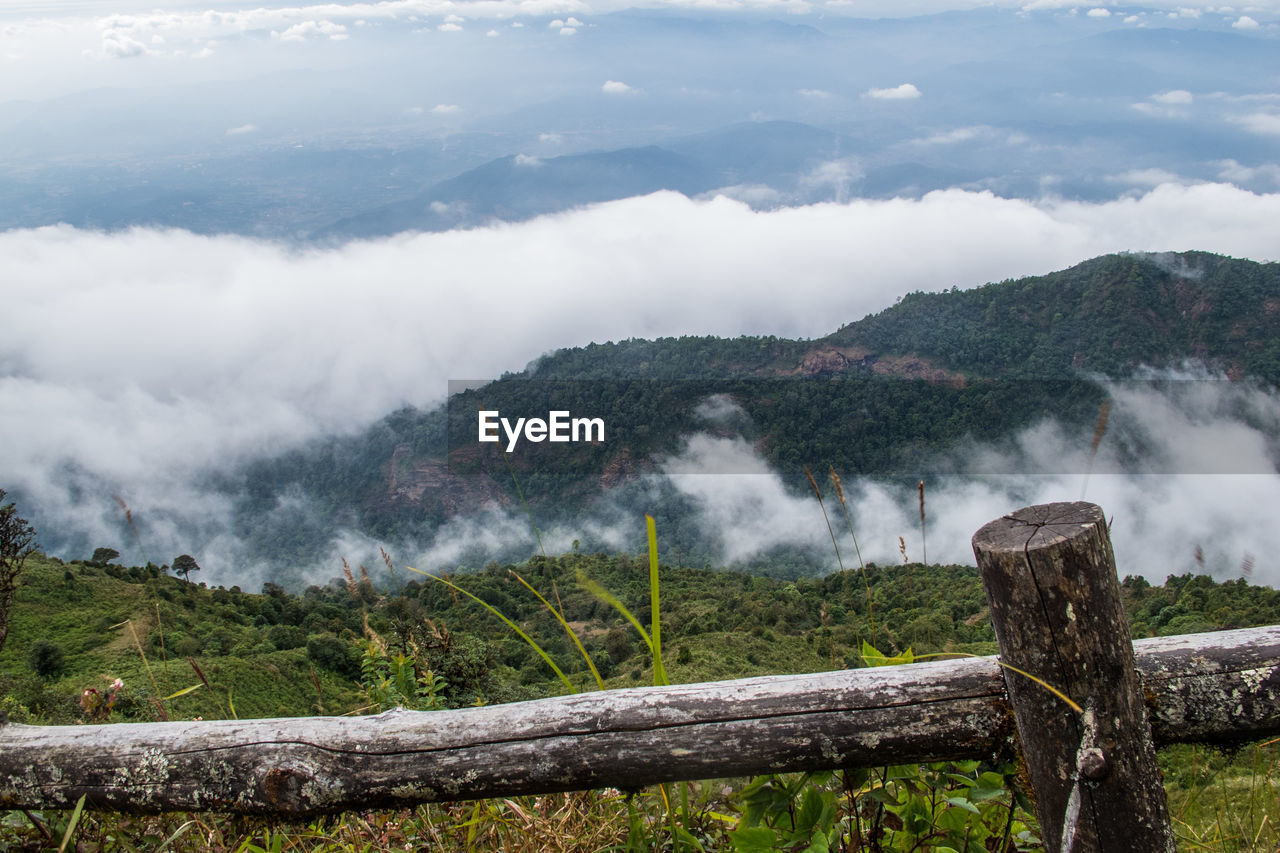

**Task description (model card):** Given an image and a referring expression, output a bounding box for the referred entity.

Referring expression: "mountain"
[219,250,1280,580]
[312,121,867,240]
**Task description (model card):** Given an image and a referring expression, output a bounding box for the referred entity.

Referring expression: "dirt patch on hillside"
[872,355,967,387]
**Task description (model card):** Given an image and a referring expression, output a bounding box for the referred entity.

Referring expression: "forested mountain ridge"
[831,252,1280,382]
[227,251,1280,576]
[523,251,1280,383]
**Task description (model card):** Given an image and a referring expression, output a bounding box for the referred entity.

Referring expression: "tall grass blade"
[510,570,605,690]
[56,788,86,850]
[156,819,198,851]
[155,602,169,682]
[576,573,653,650]
[829,468,870,640]
[1081,398,1111,499]
[805,467,845,573]
[162,683,204,701]
[113,495,149,567]
[918,480,927,567]
[57,794,86,853]
[113,619,159,697]
[499,443,546,559]
[913,651,1083,714]
[407,566,575,693]
[647,515,668,687]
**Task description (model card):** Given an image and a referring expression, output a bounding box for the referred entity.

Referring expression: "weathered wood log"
[973,502,1175,853]
[2,624,1280,815]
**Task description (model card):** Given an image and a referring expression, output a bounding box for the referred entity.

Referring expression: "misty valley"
[27,249,1267,591]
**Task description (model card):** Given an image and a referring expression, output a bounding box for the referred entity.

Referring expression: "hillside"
[216,251,1280,579]
[5,546,1278,727]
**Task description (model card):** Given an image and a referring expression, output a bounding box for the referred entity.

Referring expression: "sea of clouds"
[3,183,1280,585]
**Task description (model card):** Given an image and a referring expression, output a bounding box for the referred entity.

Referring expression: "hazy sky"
[2,0,1276,104]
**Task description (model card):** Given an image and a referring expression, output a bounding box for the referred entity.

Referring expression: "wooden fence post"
[972,501,1175,852]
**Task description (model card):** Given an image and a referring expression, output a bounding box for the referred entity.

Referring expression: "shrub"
[28,641,65,679]
[266,624,307,651]
[307,634,360,679]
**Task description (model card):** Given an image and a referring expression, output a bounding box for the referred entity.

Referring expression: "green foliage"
[265,624,306,651]
[6,538,1280,848]
[731,773,840,852]
[27,639,64,679]
[306,633,360,678]
[726,763,1040,852]
[0,488,38,654]
[358,638,448,712]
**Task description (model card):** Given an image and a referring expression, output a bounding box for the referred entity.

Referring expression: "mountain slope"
[313,121,865,239]
[221,250,1280,578]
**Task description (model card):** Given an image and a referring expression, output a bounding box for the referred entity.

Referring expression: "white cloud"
[1086,7,1111,17]
[486,28,500,35]
[5,184,1280,578]
[100,28,149,58]
[566,17,584,25]
[1216,159,1280,187]
[560,26,577,34]
[798,158,863,201]
[798,88,832,98]
[699,184,785,207]
[920,126,988,144]
[656,379,1280,585]
[1107,168,1187,187]
[514,153,543,166]
[1234,112,1280,135]
[432,103,461,113]
[866,83,921,100]
[438,21,463,30]
[1233,15,1260,28]
[1133,91,1197,118]
[225,123,257,135]
[602,79,633,94]
[274,20,348,41]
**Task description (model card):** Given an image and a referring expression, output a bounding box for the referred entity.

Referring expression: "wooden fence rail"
[1,624,1279,816]
[2,501,1278,846]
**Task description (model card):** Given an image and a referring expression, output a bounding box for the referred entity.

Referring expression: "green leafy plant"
[358,628,448,712]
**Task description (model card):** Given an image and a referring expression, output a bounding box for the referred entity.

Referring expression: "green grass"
[6,547,1280,849]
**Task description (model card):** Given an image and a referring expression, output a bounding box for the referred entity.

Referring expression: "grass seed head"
[829,466,846,506]
[804,467,822,502]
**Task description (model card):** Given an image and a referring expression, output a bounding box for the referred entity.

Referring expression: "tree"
[172,554,200,584]
[90,547,120,565]
[0,489,38,654]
